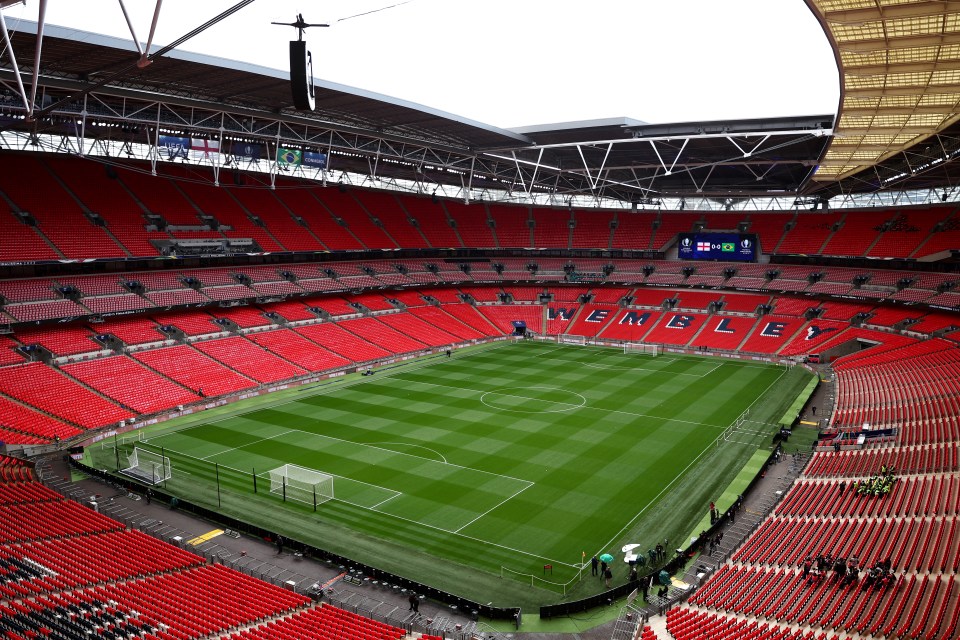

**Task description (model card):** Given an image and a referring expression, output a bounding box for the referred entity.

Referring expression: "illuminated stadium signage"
[677,233,757,262]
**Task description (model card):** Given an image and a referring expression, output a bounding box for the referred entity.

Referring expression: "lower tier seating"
[61,355,201,414]
[0,363,132,429]
[134,345,256,397]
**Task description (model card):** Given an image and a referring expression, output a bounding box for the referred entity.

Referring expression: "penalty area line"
[199,429,296,461]
[453,482,534,534]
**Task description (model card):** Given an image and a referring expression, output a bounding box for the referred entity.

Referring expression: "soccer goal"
[266,464,334,508]
[624,342,659,357]
[557,335,586,346]
[121,447,172,485]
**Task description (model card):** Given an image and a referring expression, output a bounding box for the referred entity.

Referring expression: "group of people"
[590,537,670,592]
[590,555,614,587]
[648,543,667,563]
[704,531,724,556]
[850,466,897,497]
[802,553,896,589]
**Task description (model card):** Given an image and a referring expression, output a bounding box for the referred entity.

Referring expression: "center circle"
[479,386,586,413]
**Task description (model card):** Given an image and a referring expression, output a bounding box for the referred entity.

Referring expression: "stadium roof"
[3,4,960,203]
[808,0,960,197]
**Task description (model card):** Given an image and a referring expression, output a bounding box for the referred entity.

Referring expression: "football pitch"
[91,340,811,605]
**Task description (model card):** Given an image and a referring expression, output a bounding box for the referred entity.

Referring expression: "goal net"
[122,447,172,485]
[267,464,334,507]
[624,342,659,357]
[557,335,586,346]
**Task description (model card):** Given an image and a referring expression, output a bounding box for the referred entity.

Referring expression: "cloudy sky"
[8,0,840,129]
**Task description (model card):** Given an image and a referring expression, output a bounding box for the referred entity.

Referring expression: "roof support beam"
[0,10,32,114]
[835,33,960,54]
[844,84,960,98]
[821,1,960,24]
[835,126,943,136]
[842,59,960,76]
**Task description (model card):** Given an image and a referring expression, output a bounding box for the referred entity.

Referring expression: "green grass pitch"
[92,341,811,607]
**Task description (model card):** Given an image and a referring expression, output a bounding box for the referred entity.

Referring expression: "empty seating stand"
[0,363,132,429]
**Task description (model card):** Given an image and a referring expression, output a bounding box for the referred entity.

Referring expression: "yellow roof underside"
[811,0,960,181]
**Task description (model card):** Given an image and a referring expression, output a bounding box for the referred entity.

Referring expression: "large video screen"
[677,233,757,262]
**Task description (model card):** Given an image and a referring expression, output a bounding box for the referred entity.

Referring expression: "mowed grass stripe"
[132,342,786,580]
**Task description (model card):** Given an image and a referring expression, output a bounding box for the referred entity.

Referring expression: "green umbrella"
[599,553,614,563]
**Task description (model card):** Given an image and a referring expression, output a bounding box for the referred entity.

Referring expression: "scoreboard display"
[677,233,758,262]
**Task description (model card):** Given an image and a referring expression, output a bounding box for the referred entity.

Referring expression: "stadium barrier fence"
[68,459,521,622]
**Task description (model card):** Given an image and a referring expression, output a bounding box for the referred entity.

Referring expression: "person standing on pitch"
[591,555,599,576]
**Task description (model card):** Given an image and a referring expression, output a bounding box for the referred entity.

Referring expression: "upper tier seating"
[776,211,843,254]
[273,179,364,250]
[316,189,397,249]
[353,190,428,248]
[172,172,284,251]
[488,204,532,248]
[446,201,496,247]
[0,202,62,262]
[867,206,948,258]
[533,209,571,248]
[651,212,700,251]
[5,154,960,264]
[45,156,167,256]
[571,209,613,249]
[402,197,462,248]
[821,210,889,257]
[0,155,126,259]
[914,213,960,257]
[227,185,326,251]
[746,212,792,253]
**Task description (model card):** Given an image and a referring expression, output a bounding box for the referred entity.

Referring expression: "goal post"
[122,446,172,485]
[624,342,659,357]
[557,334,586,346]
[264,464,334,510]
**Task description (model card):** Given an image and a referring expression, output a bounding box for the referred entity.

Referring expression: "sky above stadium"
[10,0,840,129]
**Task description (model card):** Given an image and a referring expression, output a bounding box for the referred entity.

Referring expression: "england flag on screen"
[696,241,711,251]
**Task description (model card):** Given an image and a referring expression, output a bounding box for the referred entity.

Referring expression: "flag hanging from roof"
[190,138,220,162]
[230,141,263,162]
[278,147,302,167]
[158,135,189,160]
[303,151,327,169]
